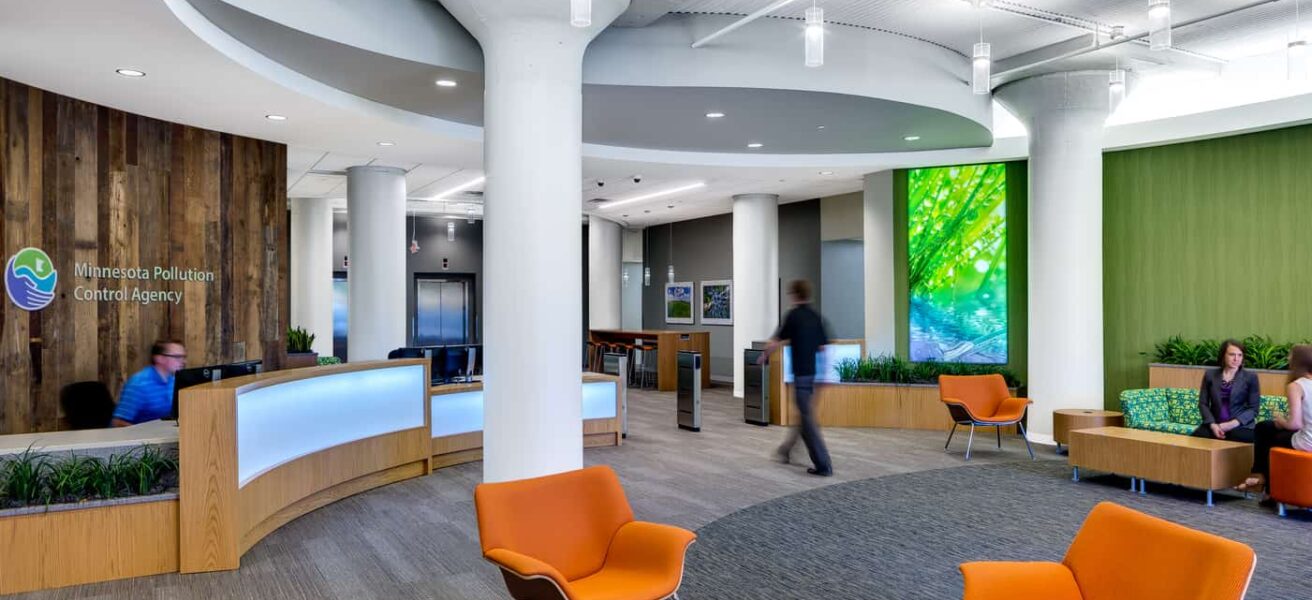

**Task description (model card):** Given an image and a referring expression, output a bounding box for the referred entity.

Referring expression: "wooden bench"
[1068,426,1253,506]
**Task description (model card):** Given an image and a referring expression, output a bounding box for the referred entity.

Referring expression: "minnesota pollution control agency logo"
[5,247,58,311]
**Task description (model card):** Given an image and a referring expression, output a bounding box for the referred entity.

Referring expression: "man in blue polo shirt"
[112,340,187,426]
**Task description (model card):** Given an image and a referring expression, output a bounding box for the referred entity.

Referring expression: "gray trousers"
[780,375,832,472]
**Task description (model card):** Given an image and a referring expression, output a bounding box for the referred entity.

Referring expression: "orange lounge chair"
[960,502,1256,600]
[474,465,696,600]
[939,374,1034,460]
[1270,447,1312,517]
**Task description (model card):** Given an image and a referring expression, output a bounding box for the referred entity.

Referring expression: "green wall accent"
[1103,124,1312,407]
[893,162,1028,381]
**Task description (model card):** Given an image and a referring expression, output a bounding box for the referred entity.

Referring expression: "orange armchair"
[474,465,696,600]
[1270,447,1312,518]
[939,374,1034,460]
[961,502,1256,600]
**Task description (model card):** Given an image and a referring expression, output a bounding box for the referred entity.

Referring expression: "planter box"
[1148,364,1288,397]
[284,351,319,370]
[783,381,1017,433]
[0,494,178,594]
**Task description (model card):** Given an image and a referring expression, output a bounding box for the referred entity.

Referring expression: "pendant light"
[804,3,824,68]
[972,17,990,95]
[571,0,591,27]
[666,223,675,283]
[1148,0,1171,51]
[1291,0,1308,80]
[1109,61,1126,112]
[408,208,420,254]
[643,228,651,287]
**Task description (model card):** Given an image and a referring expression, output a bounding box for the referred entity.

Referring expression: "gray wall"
[779,200,822,318]
[333,213,484,345]
[822,240,865,339]
[643,214,735,378]
[641,200,823,380]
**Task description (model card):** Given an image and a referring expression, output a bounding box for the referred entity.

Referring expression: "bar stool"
[634,342,657,389]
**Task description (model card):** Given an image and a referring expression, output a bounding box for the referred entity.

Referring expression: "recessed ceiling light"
[819,171,834,175]
[706,112,726,118]
[816,125,826,130]
[115,68,146,78]
[435,79,458,88]
[377,141,395,147]
[904,135,921,141]
[747,142,764,148]
[265,114,287,121]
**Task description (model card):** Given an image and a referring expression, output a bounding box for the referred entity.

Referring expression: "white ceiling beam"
[690,0,797,48]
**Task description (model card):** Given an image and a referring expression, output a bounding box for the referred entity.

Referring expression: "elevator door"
[415,278,470,347]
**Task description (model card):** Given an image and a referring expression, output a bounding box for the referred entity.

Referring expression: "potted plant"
[1146,335,1301,396]
[285,326,319,369]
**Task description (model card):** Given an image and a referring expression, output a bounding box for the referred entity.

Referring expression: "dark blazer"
[1198,368,1260,428]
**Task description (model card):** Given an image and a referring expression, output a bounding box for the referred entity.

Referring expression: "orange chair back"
[1063,502,1254,600]
[938,374,1009,419]
[475,465,635,582]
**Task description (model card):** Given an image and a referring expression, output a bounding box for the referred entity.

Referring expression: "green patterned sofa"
[1120,388,1289,435]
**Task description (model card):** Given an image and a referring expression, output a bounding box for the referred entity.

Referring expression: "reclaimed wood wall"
[0,77,288,433]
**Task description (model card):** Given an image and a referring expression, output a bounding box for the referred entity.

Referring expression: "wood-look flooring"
[11,385,1045,600]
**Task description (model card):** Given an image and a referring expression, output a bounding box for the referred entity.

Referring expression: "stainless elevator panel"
[415,278,470,346]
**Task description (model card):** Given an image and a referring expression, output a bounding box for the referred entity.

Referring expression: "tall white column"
[588,215,622,330]
[732,193,779,398]
[345,165,407,362]
[862,171,895,357]
[289,197,334,357]
[443,0,629,483]
[996,71,1114,443]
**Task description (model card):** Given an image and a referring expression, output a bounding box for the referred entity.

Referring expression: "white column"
[289,197,334,357]
[862,171,895,357]
[996,71,1114,443]
[588,215,622,330]
[345,165,407,361]
[732,193,779,398]
[443,0,629,483]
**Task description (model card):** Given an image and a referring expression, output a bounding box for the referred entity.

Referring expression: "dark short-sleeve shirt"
[112,366,175,424]
[775,303,831,377]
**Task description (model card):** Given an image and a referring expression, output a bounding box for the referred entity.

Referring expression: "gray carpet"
[681,460,1312,600]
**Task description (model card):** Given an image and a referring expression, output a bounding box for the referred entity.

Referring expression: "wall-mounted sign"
[4,247,58,311]
[72,262,215,305]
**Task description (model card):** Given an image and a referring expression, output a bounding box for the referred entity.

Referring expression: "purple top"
[1218,379,1232,422]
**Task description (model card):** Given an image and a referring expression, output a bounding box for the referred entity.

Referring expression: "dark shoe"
[1258,497,1277,509]
[807,467,833,477]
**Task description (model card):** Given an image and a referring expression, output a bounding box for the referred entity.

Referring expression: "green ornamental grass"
[0,444,177,510]
[835,355,1021,388]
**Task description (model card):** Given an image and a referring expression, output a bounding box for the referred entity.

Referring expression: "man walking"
[762,280,833,476]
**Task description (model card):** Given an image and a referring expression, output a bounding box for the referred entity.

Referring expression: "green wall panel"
[1103,124,1312,407]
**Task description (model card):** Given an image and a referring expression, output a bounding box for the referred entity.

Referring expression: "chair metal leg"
[1017,421,1035,460]
[996,425,1002,448]
[1279,503,1288,518]
[965,424,976,461]
[944,423,958,450]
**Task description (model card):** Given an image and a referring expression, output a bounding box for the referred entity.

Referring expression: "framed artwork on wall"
[699,279,733,325]
[665,282,694,324]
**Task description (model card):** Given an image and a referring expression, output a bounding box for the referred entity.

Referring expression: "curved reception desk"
[179,360,433,573]
[431,372,623,468]
[178,361,622,573]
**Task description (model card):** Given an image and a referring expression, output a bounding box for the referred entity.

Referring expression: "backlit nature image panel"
[908,163,1007,364]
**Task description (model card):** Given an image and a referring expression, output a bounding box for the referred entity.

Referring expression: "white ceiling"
[2,0,1312,230]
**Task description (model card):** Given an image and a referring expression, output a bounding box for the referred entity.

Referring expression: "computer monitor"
[221,360,262,379]
[441,345,469,383]
[466,344,482,377]
[170,365,224,420]
[388,347,432,360]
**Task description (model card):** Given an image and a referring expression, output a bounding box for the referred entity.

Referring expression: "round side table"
[1054,409,1124,454]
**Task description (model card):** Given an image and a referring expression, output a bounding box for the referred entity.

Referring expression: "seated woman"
[1243,344,1312,492]
[1191,339,1260,443]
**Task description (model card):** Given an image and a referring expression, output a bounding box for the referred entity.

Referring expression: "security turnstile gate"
[677,351,702,432]
[743,348,770,426]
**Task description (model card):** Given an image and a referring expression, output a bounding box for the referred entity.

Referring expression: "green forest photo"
[908,163,1008,364]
